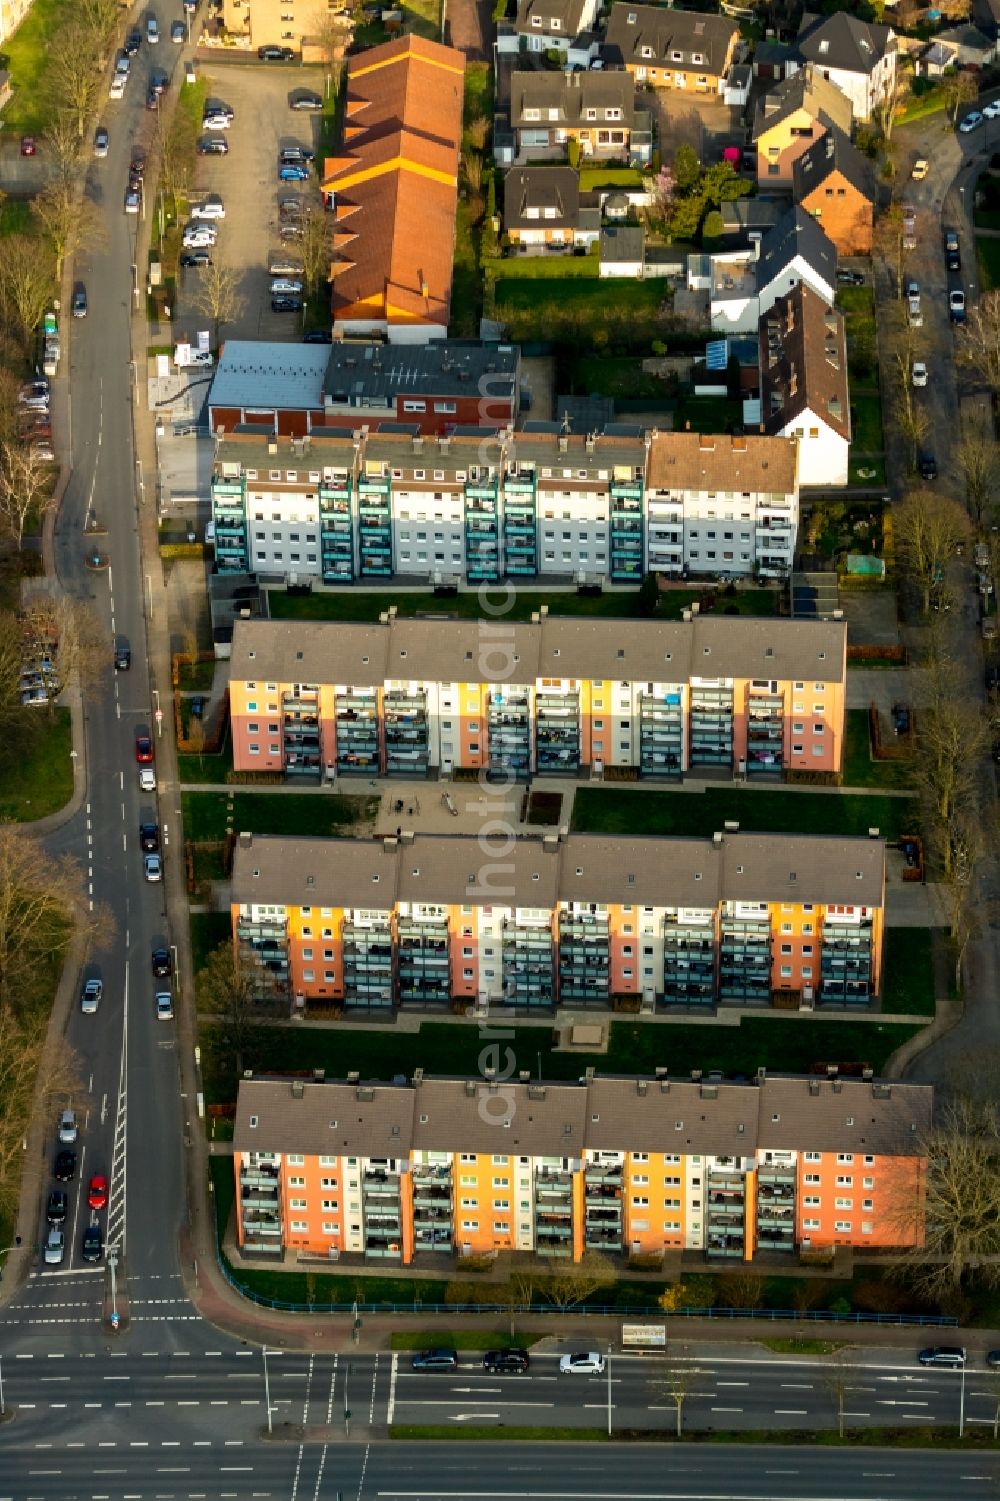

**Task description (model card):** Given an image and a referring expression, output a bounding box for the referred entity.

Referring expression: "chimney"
[291,1079,305,1098]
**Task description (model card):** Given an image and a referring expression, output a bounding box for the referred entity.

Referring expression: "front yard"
[266,585,781,623]
[571,785,919,842]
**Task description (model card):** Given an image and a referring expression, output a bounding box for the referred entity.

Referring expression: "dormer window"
[641,44,653,57]
[531,13,541,22]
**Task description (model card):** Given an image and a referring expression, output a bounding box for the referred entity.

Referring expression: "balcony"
[240,1165,280,1190]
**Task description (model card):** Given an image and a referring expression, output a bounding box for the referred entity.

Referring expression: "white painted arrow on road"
[450,1412,499,1421]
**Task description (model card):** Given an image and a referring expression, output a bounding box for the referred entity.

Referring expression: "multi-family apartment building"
[232,1070,930,1263]
[227,611,846,781]
[211,426,800,585]
[230,825,883,1012]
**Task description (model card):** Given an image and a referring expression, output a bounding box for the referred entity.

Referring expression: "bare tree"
[821,1347,855,1438]
[46,21,104,138]
[914,656,990,876]
[655,1343,696,1437]
[311,10,349,99]
[716,1270,765,1311]
[0,442,57,549]
[42,116,86,189]
[872,204,906,298]
[158,106,198,218]
[541,1250,615,1311]
[890,1097,1000,1299]
[190,261,247,346]
[0,1005,82,1222]
[954,425,1000,528]
[939,804,992,989]
[943,71,978,125]
[0,826,96,1012]
[299,208,331,317]
[0,368,23,448]
[893,489,971,614]
[875,78,902,141]
[0,234,56,345]
[20,595,107,699]
[955,290,1000,394]
[35,181,107,284]
[196,942,256,1077]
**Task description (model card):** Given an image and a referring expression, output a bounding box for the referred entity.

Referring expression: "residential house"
[220,0,348,54]
[514,0,601,53]
[505,70,653,166]
[600,224,645,277]
[226,607,841,785]
[793,128,875,256]
[503,166,601,250]
[915,40,959,79]
[702,205,837,336]
[232,1071,930,1264]
[795,12,897,124]
[753,66,853,189]
[207,341,520,439]
[719,197,788,247]
[644,430,798,579]
[605,2,739,94]
[760,283,851,488]
[934,23,996,66]
[320,35,465,342]
[228,825,880,1011]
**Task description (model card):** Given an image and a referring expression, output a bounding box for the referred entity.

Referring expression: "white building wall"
[758,261,835,319]
[243,487,324,577]
[777,407,848,486]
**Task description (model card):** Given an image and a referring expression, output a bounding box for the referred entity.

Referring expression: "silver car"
[58,1109,78,1144]
[43,1227,65,1265]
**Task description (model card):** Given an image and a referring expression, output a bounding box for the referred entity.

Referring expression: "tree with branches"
[821,1347,856,1438]
[197,942,257,1077]
[955,290,1000,393]
[872,204,906,299]
[191,261,247,346]
[0,234,56,346]
[299,208,331,319]
[35,180,106,283]
[913,651,990,873]
[655,1343,697,1436]
[0,442,57,550]
[892,489,970,614]
[46,21,104,138]
[311,9,348,99]
[540,1250,615,1311]
[954,424,1000,528]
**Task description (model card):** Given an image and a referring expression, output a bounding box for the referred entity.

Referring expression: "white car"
[182,226,217,248]
[139,767,157,792]
[190,198,225,220]
[559,1351,606,1375]
[950,289,966,322]
[911,159,929,181]
[156,990,174,1021]
[912,361,928,388]
[959,111,984,133]
[43,1227,65,1266]
[144,852,162,882]
[984,100,1000,120]
[58,1109,78,1144]
[202,112,233,131]
[109,74,126,99]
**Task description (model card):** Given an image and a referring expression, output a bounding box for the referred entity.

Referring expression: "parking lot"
[172,62,328,343]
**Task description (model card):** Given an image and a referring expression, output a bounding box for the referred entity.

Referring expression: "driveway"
[650,93,744,162]
[172,62,327,344]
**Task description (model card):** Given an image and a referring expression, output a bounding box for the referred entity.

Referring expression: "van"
[110,74,126,99]
[147,14,159,42]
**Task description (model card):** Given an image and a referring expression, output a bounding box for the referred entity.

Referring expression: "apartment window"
[492,1177,510,1188]
[461,1220,479,1231]
[863,1177,874,1190]
[837,1154,854,1164]
[632,1174,649,1185]
[835,1197,853,1209]
[804,1195,820,1207]
[460,1175,476,1186]
[836,1175,853,1187]
[835,1219,852,1233]
[290,1220,308,1233]
[321,1199,339,1212]
[289,1198,307,1210]
[493,1199,510,1210]
[804,1173,820,1184]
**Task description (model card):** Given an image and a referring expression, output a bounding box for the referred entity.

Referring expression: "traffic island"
[103,1247,129,1333]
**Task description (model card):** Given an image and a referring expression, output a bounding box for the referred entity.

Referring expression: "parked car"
[190,696,205,719]
[80,977,103,1014]
[115,641,131,670]
[58,1109,78,1144]
[835,268,865,286]
[269,255,304,276]
[918,1346,966,1367]
[140,821,160,852]
[559,1351,605,1374]
[94,126,110,157]
[47,1189,67,1224]
[271,277,303,295]
[146,85,160,110]
[53,1149,76,1182]
[272,296,302,312]
[130,152,146,178]
[88,1174,108,1209]
[152,946,172,977]
[892,702,910,736]
[124,185,141,213]
[150,67,168,95]
[911,158,929,180]
[72,285,88,318]
[411,1349,458,1371]
[82,1224,104,1262]
[124,27,142,53]
[290,89,323,110]
[912,361,928,388]
[191,196,225,219]
[983,615,997,641]
[182,226,216,248]
[171,19,186,40]
[156,990,174,1021]
[303,329,332,344]
[147,13,159,42]
[984,100,1000,120]
[960,111,984,133]
[135,730,154,763]
[918,450,937,480]
[280,145,315,164]
[180,251,212,268]
[20,135,35,156]
[259,43,293,58]
[197,135,229,154]
[987,1351,1000,1369]
[144,852,162,883]
[43,1227,65,1265]
[483,1348,530,1373]
[279,163,309,181]
[202,112,233,130]
[950,289,966,323]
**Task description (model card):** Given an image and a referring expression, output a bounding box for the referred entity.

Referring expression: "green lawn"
[485,253,600,280]
[843,709,915,790]
[0,0,70,133]
[200,1015,922,1108]
[181,791,378,842]
[896,88,947,125]
[579,166,645,191]
[0,708,73,821]
[882,927,935,1017]
[835,287,875,318]
[673,394,744,434]
[0,198,36,237]
[495,278,663,315]
[494,277,665,349]
[850,391,885,455]
[571,785,918,842]
[450,196,484,340]
[190,911,232,972]
[178,731,233,784]
[563,355,666,400]
[976,235,1000,293]
[266,587,780,623]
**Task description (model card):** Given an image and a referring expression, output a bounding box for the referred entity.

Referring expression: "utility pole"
[263,1347,273,1435]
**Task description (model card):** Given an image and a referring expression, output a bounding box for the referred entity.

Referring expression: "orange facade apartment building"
[320,35,464,341]
[232,1071,930,1265]
[230,827,885,1012]
[227,612,847,782]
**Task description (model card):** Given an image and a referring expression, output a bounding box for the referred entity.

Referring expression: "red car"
[20,136,36,156]
[88,1174,108,1210]
[135,731,153,763]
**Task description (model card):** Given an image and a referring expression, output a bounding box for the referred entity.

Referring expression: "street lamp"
[959,1360,967,1438]
[153,687,161,737]
[606,1343,612,1437]
[146,574,153,620]
[262,1346,274,1434]
[108,1247,120,1330]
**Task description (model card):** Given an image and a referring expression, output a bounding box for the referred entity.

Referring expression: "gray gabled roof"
[796,10,896,75]
[516,0,591,38]
[792,125,876,205]
[504,165,582,230]
[756,205,837,296]
[753,64,854,141]
[605,1,738,74]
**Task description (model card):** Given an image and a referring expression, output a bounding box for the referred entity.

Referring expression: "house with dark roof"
[795,11,897,123]
[514,0,601,54]
[792,127,876,255]
[760,282,850,487]
[503,165,601,251]
[933,23,997,66]
[700,205,837,336]
[505,71,653,166]
[605,1,739,94]
[753,65,853,188]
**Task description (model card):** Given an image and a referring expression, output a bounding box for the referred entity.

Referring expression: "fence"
[214,1252,956,1327]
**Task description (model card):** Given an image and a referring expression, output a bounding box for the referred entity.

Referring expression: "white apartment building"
[644,431,799,578]
[213,427,800,585]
